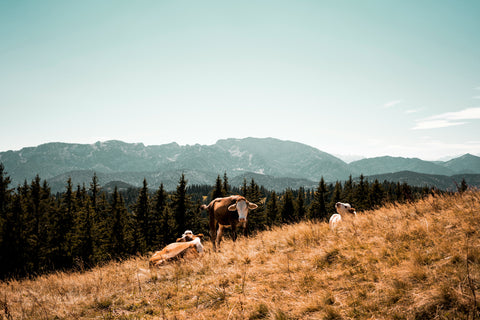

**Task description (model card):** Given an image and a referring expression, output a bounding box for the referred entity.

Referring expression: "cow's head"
[227,197,258,223]
[335,202,356,215]
[176,230,204,242]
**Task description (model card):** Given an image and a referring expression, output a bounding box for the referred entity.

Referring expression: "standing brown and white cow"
[200,195,258,251]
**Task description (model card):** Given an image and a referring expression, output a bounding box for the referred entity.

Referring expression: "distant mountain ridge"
[1,138,479,192]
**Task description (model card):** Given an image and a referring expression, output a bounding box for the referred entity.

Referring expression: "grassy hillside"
[2,191,480,319]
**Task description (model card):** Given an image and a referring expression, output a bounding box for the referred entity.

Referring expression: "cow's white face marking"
[182,230,193,238]
[228,199,250,221]
[235,199,248,221]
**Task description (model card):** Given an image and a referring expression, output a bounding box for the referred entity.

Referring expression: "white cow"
[329,202,356,231]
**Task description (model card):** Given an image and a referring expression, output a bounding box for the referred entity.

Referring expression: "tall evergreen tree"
[0,163,10,227]
[401,183,413,202]
[310,177,328,221]
[151,183,168,247]
[92,193,111,263]
[0,164,14,277]
[54,178,75,267]
[296,187,306,221]
[266,191,279,226]
[329,181,342,213]
[110,187,130,257]
[241,178,248,197]
[211,175,224,200]
[281,189,295,223]
[342,175,354,204]
[354,174,369,211]
[245,179,266,232]
[459,178,468,193]
[134,178,150,252]
[173,174,189,237]
[89,173,100,213]
[369,179,385,208]
[72,188,94,267]
[24,175,44,272]
[223,172,230,195]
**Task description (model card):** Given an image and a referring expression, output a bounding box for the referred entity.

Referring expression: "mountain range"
[0,138,479,192]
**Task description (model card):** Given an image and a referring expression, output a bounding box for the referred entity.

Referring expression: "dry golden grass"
[2,191,480,319]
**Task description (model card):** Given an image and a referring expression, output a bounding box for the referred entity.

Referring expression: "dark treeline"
[0,163,436,279]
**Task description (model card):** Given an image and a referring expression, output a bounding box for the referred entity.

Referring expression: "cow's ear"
[228,203,237,211]
[348,208,356,214]
[248,202,258,210]
[196,233,204,238]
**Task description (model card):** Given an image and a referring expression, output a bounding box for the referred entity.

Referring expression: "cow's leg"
[216,225,224,250]
[210,218,217,251]
[231,225,237,242]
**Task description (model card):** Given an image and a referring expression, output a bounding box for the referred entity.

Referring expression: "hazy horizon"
[0,136,477,163]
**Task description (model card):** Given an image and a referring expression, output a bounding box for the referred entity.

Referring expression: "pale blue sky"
[1,1,479,160]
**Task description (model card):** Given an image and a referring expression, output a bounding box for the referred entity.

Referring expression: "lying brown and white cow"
[200,195,258,251]
[149,230,204,267]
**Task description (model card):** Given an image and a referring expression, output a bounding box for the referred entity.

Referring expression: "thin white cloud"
[412,107,480,130]
[434,107,480,120]
[412,120,466,130]
[473,95,480,99]
[383,100,402,108]
[405,109,420,114]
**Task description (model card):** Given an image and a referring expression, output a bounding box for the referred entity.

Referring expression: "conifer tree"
[223,172,230,195]
[110,187,129,257]
[0,164,14,277]
[8,194,26,276]
[173,174,189,237]
[369,179,385,208]
[281,189,295,223]
[24,175,43,272]
[134,178,150,253]
[354,174,369,211]
[72,188,94,267]
[92,193,111,263]
[241,178,248,197]
[0,163,10,225]
[151,183,167,247]
[53,178,75,268]
[310,177,328,221]
[459,178,468,193]
[295,187,306,221]
[401,183,413,202]
[266,191,279,226]
[329,181,342,213]
[245,179,265,232]
[89,173,100,213]
[342,175,354,203]
[211,175,224,200]
[160,206,174,244]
